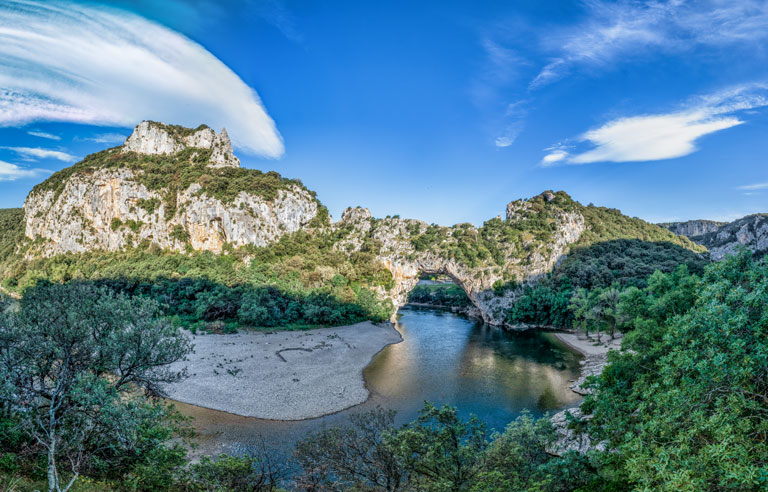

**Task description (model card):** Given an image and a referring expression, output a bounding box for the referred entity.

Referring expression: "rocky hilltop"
[122,121,241,168]
[24,121,319,256]
[5,122,710,328]
[334,191,586,324]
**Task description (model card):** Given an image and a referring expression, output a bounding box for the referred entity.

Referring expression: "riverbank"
[553,332,621,394]
[164,321,403,420]
[548,332,621,455]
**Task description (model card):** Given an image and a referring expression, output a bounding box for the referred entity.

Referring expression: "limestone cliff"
[333,191,586,325]
[659,215,768,260]
[122,121,240,168]
[23,122,319,256]
[13,122,706,328]
[659,219,724,238]
[693,214,768,260]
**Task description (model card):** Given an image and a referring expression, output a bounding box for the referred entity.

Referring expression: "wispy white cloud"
[0,0,283,157]
[531,0,768,89]
[494,134,516,148]
[541,149,569,165]
[79,133,128,144]
[737,181,768,190]
[27,130,60,140]
[541,84,768,165]
[1,146,77,162]
[0,160,50,181]
[247,0,303,44]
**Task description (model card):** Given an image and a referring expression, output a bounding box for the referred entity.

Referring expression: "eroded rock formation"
[122,121,240,168]
[333,191,586,325]
[659,219,723,238]
[695,214,768,260]
[24,122,318,256]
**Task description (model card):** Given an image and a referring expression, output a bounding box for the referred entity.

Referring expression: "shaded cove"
[176,306,583,457]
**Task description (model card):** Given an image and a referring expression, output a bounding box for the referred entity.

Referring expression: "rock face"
[660,219,723,238]
[24,123,318,256]
[548,407,606,456]
[335,192,587,325]
[122,121,240,168]
[694,214,768,260]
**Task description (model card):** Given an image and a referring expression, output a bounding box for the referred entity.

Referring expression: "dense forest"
[0,209,394,332]
[1,251,765,491]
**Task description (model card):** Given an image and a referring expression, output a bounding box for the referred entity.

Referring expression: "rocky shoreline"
[547,332,621,455]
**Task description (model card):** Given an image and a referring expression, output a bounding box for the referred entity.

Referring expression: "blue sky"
[1,0,767,225]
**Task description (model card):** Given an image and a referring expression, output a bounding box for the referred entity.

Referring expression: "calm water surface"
[176,306,582,457]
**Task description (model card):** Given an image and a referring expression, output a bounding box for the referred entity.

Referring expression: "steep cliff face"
[659,215,768,260]
[659,219,724,238]
[335,191,587,325]
[13,122,707,327]
[122,121,240,168]
[693,214,768,260]
[23,122,318,256]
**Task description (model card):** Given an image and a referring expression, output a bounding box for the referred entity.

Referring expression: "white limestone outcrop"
[122,121,240,168]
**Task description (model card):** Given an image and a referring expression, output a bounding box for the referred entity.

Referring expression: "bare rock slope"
[24,121,319,256]
[17,123,705,327]
[660,215,768,260]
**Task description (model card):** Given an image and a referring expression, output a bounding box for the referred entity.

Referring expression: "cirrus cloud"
[541,84,768,166]
[0,0,283,157]
[27,130,60,140]
[0,160,50,181]
[1,146,76,162]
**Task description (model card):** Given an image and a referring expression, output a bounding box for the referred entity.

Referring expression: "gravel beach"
[164,322,402,420]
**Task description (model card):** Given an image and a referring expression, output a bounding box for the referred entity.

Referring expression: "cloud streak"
[531,0,768,88]
[1,146,76,162]
[79,133,129,144]
[27,130,60,140]
[0,0,283,157]
[737,181,768,190]
[0,160,49,181]
[542,84,768,165]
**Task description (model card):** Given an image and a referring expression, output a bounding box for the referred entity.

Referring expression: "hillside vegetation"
[32,147,318,219]
[1,184,708,332]
[2,253,765,491]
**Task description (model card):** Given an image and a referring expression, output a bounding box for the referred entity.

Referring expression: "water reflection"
[176,306,582,456]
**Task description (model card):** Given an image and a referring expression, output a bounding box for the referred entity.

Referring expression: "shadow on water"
[175,306,583,457]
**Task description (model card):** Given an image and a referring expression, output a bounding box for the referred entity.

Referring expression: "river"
[176,306,583,459]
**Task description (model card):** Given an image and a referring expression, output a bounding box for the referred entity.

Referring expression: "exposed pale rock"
[548,407,606,456]
[122,121,240,168]
[659,219,723,238]
[24,170,318,256]
[335,192,586,326]
[691,214,768,260]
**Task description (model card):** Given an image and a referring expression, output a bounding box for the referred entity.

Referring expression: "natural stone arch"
[335,192,587,326]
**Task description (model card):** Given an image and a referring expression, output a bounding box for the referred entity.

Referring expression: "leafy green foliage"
[295,403,603,492]
[472,412,604,492]
[136,197,161,215]
[554,238,706,290]
[0,208,23,263]
[506,281,574,328]
[392,403,489,492]
[0,227,395,330]
[183,453,286,492]
[508,239,707,330]
[295,407,405,491]
[407,283,472,308]
[31,147,311,217]
[0,282,192,492]
[584,252,768,491]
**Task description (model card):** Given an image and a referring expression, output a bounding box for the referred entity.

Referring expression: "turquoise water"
[177,306,582,456]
